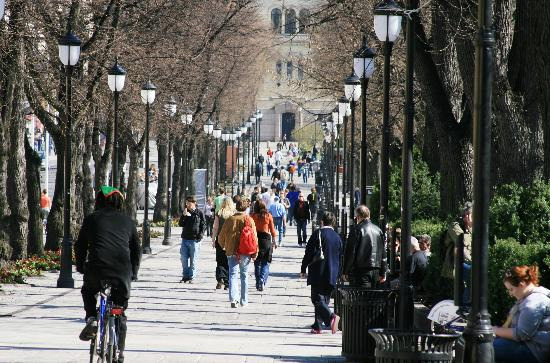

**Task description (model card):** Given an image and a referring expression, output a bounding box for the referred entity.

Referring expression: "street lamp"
[180,106,193,201]
[332,107,342,230]
[344,70,361,225]
[240,123,248,192]
[250,115,257,162]
[235,127,242,194]
[338,96,351,241]
[229,128,237,196]
[245,118,253,184]
[107,58,127,189]
[255,110,263,160]
[354,36,376,206]
[140,80,157,254]
[221,129,230,188]
[212,124,222,189]
[203,118,214,198]
[162,96,177,246]
[57,29,81,289]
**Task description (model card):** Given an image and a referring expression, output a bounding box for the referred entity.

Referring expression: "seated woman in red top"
[251,200,277,291]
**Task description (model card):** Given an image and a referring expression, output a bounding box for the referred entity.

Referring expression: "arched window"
[298,9,310,33]
[285,9,296,34]
[271,8,282,34]
[287,61,293,79]
[276,61,282,75]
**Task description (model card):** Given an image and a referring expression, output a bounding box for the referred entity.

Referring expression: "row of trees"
[297,0,550,219]
[0,0,268,262]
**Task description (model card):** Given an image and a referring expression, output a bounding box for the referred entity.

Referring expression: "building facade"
[256,0,332,142]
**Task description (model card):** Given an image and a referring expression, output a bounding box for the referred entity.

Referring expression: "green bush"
[488,239,550,323]
[520,180,550,244]
[489,183,522,242]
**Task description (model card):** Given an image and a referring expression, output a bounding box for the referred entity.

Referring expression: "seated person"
[407,237,427,292]
[493,265,550,363]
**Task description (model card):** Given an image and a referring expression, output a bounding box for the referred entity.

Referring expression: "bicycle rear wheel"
[89,335,97,363]
[97,315,110,363]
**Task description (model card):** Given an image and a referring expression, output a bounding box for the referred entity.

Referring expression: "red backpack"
[238,217,257,256]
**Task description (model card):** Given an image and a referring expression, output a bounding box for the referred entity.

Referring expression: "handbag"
[308,229,325,267]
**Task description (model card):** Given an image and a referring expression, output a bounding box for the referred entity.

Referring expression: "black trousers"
[296,218,308,245]
[349,268,377,288]
[215,240,229,284]
[205,216,214,237]
[311,284,334,330]
[81,274,129,354]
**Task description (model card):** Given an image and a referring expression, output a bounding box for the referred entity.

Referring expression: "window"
[298,9,310,33]
[287,61,293,79]
[276,61,282,75]
[285,9,296,34]
[271,8,282,34]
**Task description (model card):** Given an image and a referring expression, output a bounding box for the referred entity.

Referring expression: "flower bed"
[0,251,62,284]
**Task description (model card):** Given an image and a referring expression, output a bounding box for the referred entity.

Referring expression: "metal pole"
[215,138,219,189]
[206,137,210,198]
[247,128,251,184]
[257,118,261,158]
[380,41,393,260]
[335,124,341,230]
[349,100,356,225]
[237,137,241,195]
[163,130,173,246]
[398,0,417,329]
[341,115,348,241]
[231,139,235,196]
[242,134,246,191]
[463,0,495,359]
[142,103,152,254]
[112,90,119,188]
[360,77,369,205]
[57,64,74,288]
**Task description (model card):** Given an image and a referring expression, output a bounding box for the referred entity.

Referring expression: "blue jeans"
[254,259,270,288]
[463,263,472,306]
[303,171,308,183]
[494,338,537,363]
[273,217,284,245]
[180,239,201,279]
[228,255,251,305]
[296,219,308,245]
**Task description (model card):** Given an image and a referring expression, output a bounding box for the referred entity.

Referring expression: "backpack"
[237,217,257,256]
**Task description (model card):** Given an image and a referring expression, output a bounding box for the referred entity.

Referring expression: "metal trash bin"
[340,288,394,362]
[368,329,461,363]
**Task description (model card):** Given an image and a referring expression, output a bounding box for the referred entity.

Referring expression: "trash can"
[368,329,461,362]
[340,288,394,362]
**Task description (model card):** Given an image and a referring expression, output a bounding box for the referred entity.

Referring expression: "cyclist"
[75,186,141,363]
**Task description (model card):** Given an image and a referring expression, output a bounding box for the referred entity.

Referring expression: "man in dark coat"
[75,186,141,362]
[343,205,387,288]
[293,192,311,246]
[300,211,342,334]
[179,196,206,283]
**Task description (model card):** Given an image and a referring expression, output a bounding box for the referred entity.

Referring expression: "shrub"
[520,180,550,244]
[0,251,62,284]
[489,183,522,242]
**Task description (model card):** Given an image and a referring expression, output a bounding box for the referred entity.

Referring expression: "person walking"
[342,205,387,288]
[293,192,311,247]
[251,200,277,291]
[255,158,262,184]
[40,189,52,221]
[204,197,214,237]
[214,187,226,213]
[218,198,259,308]
[307,187,319,228]
[286,184,299,226]
[274,149,282,167]
[300,211,342,334]
[211,197,234,290]
[178,196,206,283]
[269,196,287,247]
[282,133,287,148]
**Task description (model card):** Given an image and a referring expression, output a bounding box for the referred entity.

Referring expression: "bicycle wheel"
[97,315,109,363]
[89,335,97,363]
[107,316,115,363]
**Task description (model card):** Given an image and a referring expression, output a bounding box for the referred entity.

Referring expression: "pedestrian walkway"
[0,142,342,363]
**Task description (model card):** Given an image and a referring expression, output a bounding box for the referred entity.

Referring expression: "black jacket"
[75,207,141,296]
[293,201,311,220]
[179,208,206,240]
[301,227,342,288]
[343,219,387,277]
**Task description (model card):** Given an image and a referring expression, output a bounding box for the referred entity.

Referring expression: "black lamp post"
[332,107,343,230]
[203,118,214,197]
[235,127,242,194]
[180,107,193,201]
[162,97,177,246]
[256,110,263,162]
[240,123,248,192]
[374,0,402,293]
[141,80,157,254]
[250,114,257,171]
[107,58,127,188]
[212,125,222,189]
[56,29,81,289]
[245,118,253,184]
[338,96,350,241]
[221,129,230,189]
[353,37,376,206]
[344,71,361,224]
[229,128,236,196]
[463,0,496,359]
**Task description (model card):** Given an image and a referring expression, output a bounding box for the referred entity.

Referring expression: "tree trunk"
[153,136,167,222]
[125,144,143,221]
[82,125,95,217]
[117,140,128,191]
[25,137,43,256]
[93,120,112,191]
[171,139,182,217]
[45,149,64,251]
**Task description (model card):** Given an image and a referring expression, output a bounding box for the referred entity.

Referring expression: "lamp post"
[463,0,496,359]
[333,107,342,230]
[203,118,214,197]
[344,71,361,224]
[235,127,242,194]
[107,58,127,188]
[250,115,257,167]
[213,125,222,189]
[256,110,263,161]
[229,128,236,196]
[245,118,253,184]
[353,36,376,206]
[240,123,248,192]
[56,29,81,289]
[221,129,230,189]
[180,107,193,201]
[140,80,157,254]
[338,96,351,241]
[374,0,402,297]
[162,96,177,246]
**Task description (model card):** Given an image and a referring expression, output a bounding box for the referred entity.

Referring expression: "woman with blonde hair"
[211,197,235,290]
[493,265,550,363]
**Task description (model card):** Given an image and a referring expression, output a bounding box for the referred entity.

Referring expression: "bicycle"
[89,281,124,363]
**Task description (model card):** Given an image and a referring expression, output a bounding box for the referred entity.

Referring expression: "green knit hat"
[99,185,124,199]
